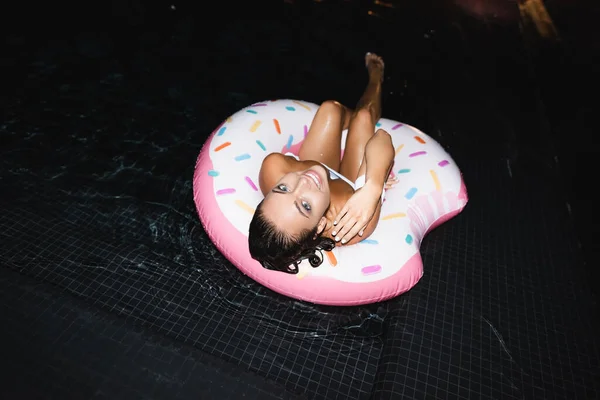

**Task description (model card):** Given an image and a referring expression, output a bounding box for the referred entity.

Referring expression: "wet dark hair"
[248,200,335,274]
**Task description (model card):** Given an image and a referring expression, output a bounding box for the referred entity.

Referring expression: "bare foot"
[365,52,385,82]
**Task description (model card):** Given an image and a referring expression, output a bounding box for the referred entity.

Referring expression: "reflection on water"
[374,0,394,8]
[454,0,520,21]
[518,0,559,39]
[454,0,559,39]
[285,0,559,40]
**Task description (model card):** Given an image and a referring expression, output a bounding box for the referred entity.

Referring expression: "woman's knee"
[374,129,393,145]
[375,128,391,139]
[319,100,344,115]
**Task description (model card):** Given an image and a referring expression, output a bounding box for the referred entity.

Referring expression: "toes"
[365,52,384,67]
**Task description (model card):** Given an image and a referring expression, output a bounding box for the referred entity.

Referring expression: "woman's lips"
[303,170,322,190]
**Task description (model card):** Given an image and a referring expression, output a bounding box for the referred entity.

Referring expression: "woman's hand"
[385,175,398,189]
[331,180,382,244]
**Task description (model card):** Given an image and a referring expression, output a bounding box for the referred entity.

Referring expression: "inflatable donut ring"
[193,99,468,306]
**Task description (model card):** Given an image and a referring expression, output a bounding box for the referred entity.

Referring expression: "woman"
[248,53,397,274]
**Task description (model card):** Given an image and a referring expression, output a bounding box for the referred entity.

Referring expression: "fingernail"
[335,236,340,241]
[332,231,337,236]
[341,239,347,244]
[333,221,337,225]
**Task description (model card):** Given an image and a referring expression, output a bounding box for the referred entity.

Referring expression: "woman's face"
[261,165,331,236]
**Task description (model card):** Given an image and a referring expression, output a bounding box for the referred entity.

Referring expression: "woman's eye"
[301,201,311,211]
[277,184,289,191]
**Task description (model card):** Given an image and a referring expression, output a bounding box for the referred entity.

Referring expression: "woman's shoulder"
[262,152,324,173]
[259,153,288,195]
[262,152,290,165]
[261,152,306,168]
[261,152,301,175]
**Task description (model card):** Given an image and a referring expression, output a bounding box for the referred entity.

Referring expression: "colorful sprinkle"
[414,136,426,144]
[409,151,427,157]
[235,199,255,214]
[382,212,407,220]
[256,140,266,151]
[245,176,258,191]
[361,239,379,245]
[249,120,262,132]
[214,142,231,152]
[217,126,227,136]
[251,103,268,107]
[405,187,418,199]
[273,119,281,134]
[438,160,450,167]
[293,101,311,111]
[285,106,296,111]
[405,234,413,244]
[376,122,382,127]
[216,188,236,196]
[361,265,382,275]
[325,251,337,266]
[226,116,233,123]
[286,135,294,149]
[392,123,403,130]
[246,109,258,114]
[395,144,405,155]
[235,153,251,161]
[303,125,308,138]
[430,169,441,191]
[207,170,219,177]
[397,168,411,174]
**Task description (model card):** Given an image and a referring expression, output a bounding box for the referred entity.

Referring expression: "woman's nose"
[295,176,311,192]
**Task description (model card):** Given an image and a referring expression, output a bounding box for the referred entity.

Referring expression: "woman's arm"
[331,129,394,244]
[358,129,395,193]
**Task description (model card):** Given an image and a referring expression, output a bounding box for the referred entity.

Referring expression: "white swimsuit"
[284,153,385,202]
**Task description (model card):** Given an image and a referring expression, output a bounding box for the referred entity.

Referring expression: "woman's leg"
[298,100,352,171]
[339,53,385,181]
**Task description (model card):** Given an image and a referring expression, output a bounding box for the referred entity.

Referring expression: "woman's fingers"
[385,177,398,189]
[331,210,352,238]
[332,207,358,241]
[334,217,358,243]
[332,205,349,227]
[335,212,371,243]
[341,221,366,243]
